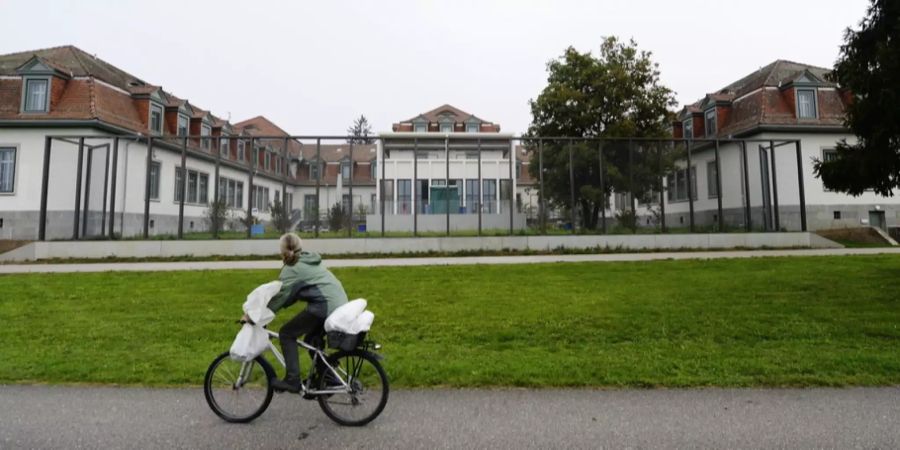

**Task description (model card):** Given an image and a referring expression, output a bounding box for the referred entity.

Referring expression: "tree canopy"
[526,37,677,228]
[347,114,374,144]
[814,0,900,196]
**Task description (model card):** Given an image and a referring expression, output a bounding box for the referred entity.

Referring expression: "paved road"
[1,385,898,449]
[1,247,899,274]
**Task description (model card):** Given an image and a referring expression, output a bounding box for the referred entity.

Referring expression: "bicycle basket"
[326,331,366,351]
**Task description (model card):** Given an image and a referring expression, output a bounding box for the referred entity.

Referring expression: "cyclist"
[248,232,349,393]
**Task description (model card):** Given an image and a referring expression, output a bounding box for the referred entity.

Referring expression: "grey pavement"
[1,247,899,274]
[1,385,899,449]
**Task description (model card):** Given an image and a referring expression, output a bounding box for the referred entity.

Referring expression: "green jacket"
[266,252,349,318]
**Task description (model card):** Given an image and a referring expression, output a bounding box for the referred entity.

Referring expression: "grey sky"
[0,0,868,135]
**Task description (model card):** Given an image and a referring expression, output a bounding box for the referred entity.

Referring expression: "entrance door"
[869,211,887,230]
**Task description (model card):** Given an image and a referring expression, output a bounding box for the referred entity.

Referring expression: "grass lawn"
[1,255,899,388]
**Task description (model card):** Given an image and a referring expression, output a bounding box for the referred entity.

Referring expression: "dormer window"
[265,151,272,171]
[466,123,479,133]
[683,119,693,140]
[219,136,229,157]
[177,115,189,136]
[310,161,321,180]
[704,109,716,137]
[150,104,163,134]
[23,78,49,113]
[414,123,427,133]
[440,123,452,133]
[237,140,246,161]
[341,160,351,180]
[370,160,377,179]
[200,125,211,150]
[797,89,818,119]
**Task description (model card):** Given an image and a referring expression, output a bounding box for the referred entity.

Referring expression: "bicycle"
[204,322,389,426]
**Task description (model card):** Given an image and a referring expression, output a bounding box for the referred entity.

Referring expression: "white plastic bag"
[243,281,282,327]
[229,323,270,362]
[347,310,375,334]
[324,299,367,332]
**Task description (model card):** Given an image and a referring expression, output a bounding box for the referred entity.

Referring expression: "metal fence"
[37,134,806,241]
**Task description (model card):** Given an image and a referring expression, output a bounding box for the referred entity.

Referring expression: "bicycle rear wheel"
[204,351,275,423]
[317,350,389,426]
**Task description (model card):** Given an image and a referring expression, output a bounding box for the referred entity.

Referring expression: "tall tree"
[814,0,900,196]
[527,37,677,229]
[347,114,374,144]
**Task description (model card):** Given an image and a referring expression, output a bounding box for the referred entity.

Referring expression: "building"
[371,105,530,232]
[658,60,899,232]
[0,46,312,239]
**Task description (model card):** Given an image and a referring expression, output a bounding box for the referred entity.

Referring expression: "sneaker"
[271,377,302,394]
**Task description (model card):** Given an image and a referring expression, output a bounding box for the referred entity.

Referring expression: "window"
[482,179,497,214]
[416,179,429,213]
[797,89,817,119]
[823,149,838,162]
[466,123,479,133]
[235,181,243,208]
[370,161,377,179]
[177,115,189,136]
[465,151,479,160]
[0,147,16,193]
[414,123,427,133]
[150,104,163,134]
[833,210,841,220]
[309,161,321,180]
[516,161,523,179]
[264,152,271,171]
[219,136,229,157]
[499,180,512,214]
[217,177,243,208]
[237,140,246,161]
[704,109,716,137]
[683,119,693,140]
[253,186,270,212]
[149,161,161,200]
[381,180,394,214]
[465,179,479,213]
[342,194,351,213]
[666,166,696,202]
[341,160,351,180]
[23,78,49,112]
[175,168,209,204]
[397,179,412,214]
[201,125,211,149]
[304,195,317,220]
[707,160,718,198]
[440,123,452,133]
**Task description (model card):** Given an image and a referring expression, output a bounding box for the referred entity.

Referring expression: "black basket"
[326,331,366,351]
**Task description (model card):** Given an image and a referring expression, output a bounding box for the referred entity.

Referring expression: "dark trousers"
[279,309,324,380]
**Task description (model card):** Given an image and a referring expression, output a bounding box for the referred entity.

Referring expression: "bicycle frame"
[240,329,353,396]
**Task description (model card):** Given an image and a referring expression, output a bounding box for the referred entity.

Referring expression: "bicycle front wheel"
[317,350,389,426]
[204,351,275,423]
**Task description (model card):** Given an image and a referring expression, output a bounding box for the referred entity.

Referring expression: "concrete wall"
[364,213,528,233]
[0,232,841,262]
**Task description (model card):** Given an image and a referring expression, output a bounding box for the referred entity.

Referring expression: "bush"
[328,203,346,232]
[614,208,637,232]
[271,198,292,233]
[205,199,229,238]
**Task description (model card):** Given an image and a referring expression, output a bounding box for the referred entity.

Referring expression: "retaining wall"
[0,232,841,262]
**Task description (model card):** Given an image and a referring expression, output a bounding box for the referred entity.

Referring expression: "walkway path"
[1,385,898,449]
[1,247,899,274]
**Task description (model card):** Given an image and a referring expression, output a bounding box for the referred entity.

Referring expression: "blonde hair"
[279,233,303,265]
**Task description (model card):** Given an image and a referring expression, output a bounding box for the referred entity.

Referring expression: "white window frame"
[149,103,164,135]
[201,124,211,150]
[414,123,427,133]
[666,166,697,203]
[237,140,246,161]
[796,88,818,119]
[440,123,453,133]
[466,123,479,133]
[707,160,718,199]
[177,114,189,137]
[704,109,716,137]
[219,135,230,158]
[341,160,351,180]
[21,77,50,113]
[0,145,18,194]
[149,161,161,201]
[683,119,693,140]
[175,167,209,204]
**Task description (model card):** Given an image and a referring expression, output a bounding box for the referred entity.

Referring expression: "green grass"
[1,255,899,388]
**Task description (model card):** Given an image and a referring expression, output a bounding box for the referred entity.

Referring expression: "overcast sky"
[0,0,869,135]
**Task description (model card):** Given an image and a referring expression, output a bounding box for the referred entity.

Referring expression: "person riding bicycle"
[254,232,348,393]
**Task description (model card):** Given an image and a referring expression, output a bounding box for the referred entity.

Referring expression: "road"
[1,385,898,449]
[1,247,899,274]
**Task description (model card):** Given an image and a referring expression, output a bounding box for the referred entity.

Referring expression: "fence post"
[538,139,544,234]
[770,140,780,231]
[629,139,636,234]
[795,140,807,231]
[101,143,110,236]
[658,141,666,233]
[741,141,751,231]
[247,137,256,239]
[714,139,724,232]
[108,137,119,239]
[599,142,607,234]
[74,137,85,239]
[413,137,418,237]
[82,144,94,237]
[143,137,153,239]
[686,140,695,232]
[178,136,187,239]
[568,140,576,232]
[380,139,385,237]
[508,138,514,235]
[38,136,52,241]
[445,135,450,236]
[315,138,321,238]
[478,137,483,236]
[348,141,354,238]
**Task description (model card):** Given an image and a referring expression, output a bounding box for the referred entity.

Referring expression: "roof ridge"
[0,44,74,59]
